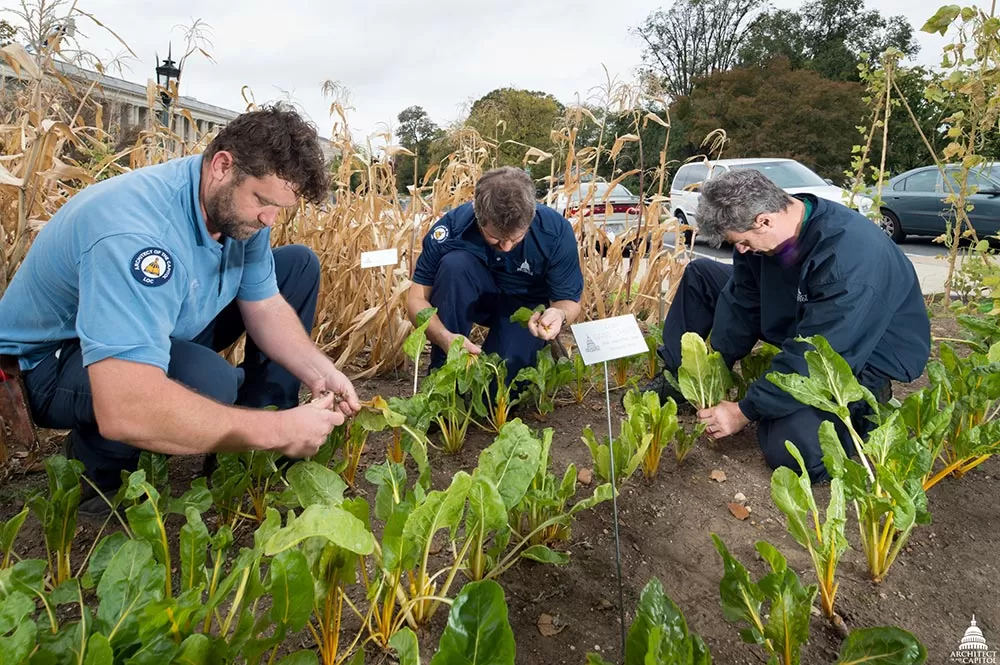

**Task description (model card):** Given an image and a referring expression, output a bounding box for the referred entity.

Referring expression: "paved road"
[661,233,949,262]
[656,233,953,294]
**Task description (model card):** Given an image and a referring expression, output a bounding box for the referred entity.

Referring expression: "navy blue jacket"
[412,202,584,304]
[712,195,931,422]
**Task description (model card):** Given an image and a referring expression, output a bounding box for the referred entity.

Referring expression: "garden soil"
[2,312,997,664]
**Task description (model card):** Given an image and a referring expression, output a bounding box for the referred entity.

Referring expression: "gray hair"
[474,167,536,236]
[695,169,793,246]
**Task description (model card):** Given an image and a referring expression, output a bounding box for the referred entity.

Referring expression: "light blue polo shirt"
[0,155,279,372]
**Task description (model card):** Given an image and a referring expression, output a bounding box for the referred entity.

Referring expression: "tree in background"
[394,105,443,193]
[739,0,918,81]
[0,19,17,47]
[671,58,867,180]
[466,87,563,173]
[633,0,766,98]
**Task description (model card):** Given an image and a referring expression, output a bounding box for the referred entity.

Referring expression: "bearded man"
[0,106,359,512]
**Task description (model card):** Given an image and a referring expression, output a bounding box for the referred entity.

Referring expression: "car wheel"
[675,211,694,247]
[879,208,905,243]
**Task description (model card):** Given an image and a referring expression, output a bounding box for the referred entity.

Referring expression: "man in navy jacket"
[407,167,584,379]
[653,169,930,480]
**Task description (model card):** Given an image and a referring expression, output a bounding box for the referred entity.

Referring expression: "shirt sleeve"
[738,279,891,422]
[412,223,448,287]
[545,220,584,302]
[710,253,762,367]
[76,236,186,371]
[237,228,279,301]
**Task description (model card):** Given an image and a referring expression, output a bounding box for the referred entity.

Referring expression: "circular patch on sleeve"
[130,247,174,287]
[431,225,449,242]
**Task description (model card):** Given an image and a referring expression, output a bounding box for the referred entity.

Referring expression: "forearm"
[549,299,581,325]
[90,360,279,454]
[241,296,332,389]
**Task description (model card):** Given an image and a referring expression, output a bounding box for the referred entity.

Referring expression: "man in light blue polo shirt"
[406,167,584,380]
[0,107,360,508]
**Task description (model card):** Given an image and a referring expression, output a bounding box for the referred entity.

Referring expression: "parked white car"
[669,158,876,241]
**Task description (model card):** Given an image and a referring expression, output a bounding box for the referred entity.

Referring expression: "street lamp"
[154,44,181,126]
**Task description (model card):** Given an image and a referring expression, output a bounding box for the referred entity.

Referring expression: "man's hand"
[309,367,362,417]
[528,307,566,341]
[698,401,750,440]
[447,332,482,356]
[273,391,345,458]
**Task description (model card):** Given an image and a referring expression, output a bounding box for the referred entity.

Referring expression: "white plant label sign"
[360,248,399,269]
[570,314,648,366]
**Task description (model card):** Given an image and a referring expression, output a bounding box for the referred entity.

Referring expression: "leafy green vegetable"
[26,454,83,585]
[835,626,927,664]
[677,333,731,409]
[582,414,650,488]
[712,535,816,665]
[0,507,28,570]
[430,580,516,665]
[770,437,848,630]
[623,577,712,665]
[513,346,574,418]
[624,389,679,477]
[509,304,546,327]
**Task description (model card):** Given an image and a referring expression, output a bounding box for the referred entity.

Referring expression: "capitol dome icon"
[959,616,990,651]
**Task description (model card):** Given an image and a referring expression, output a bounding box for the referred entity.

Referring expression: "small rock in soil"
[734,492,747,503]
[579,468,594,485]
[710,469,727,483]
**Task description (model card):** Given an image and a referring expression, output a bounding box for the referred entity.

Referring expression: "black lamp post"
[154,44,181,126]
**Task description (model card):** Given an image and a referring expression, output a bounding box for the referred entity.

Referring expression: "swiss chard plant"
[509,426,612,551]
[421,336,482,453]
[26,454,83,586]
[582,413,651,488]
[567,350,595,403]
[264,481,375,665]
[642,322,663,381]
[209,449,284,526]
[0,506,28,570]
[713,535,817,665]
[481,422,611,581]
[733,342,781,401]
[623,389,679,479]
[406,306,438,395]
[923,339,1000,487]
[770,439,849,636]
[586,577,712,665]
[673,421,708,466]
[677,332,732,409]
[514,345,574,418]
[470,353,521,433]
[768,335,932,582]
[389,579,517,665]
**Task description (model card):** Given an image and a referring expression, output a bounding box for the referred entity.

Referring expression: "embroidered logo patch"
[431,225,449,242]
[131,247,174,287]
[517,259,532,275]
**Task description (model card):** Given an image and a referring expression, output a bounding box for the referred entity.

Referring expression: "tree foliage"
[466,88,563,171]
[394,105,443,192]
[739,0,918,81]
[672,58,867,180]
[633,0,766,98]
[0,19,17,47]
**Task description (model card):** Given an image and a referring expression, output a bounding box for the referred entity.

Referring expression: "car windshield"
[568,183,634,202]
[727,161,828,188]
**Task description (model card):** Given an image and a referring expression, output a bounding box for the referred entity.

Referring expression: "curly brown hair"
[203,105,329,204]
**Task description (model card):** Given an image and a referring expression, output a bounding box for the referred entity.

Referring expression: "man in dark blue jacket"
[406,167,584,379]
[652,169,930,480]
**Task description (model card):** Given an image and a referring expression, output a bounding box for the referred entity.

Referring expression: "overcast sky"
[22,0,955,144]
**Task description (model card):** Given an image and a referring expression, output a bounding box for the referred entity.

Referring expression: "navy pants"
[23,245,321,492]
[659,258,887,481]
[429,250,547,381]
